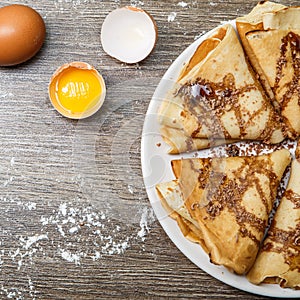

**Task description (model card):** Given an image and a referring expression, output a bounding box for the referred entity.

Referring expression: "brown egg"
[0,4,46,66]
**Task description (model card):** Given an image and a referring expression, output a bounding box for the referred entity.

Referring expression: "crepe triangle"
[247,144,300,288]
[158,23,284,154]
[156,149,291,274]
[160,126,237,154]
[237,4,300,139]
[236,1,286,105]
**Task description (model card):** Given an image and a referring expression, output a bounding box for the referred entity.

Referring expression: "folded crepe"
[247,146,300,288]
[236,1,286,105]
[160,126,237,154]
[156,149,291,274]
[237,4,300,139]
[158,23,284,154]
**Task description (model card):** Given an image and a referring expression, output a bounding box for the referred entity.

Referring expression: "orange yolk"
[54,67,102,114]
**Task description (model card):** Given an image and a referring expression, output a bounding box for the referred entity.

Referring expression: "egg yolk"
[54,67,102,114]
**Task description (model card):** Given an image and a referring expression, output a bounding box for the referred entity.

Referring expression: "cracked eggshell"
[48,62,106,120]
[101,6,158,64]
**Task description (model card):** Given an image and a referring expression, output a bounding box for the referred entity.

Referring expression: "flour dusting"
[194,30,207,40]
[0,91,13,98]
[20,234,48,250]
[177,1,188,7]
[130,0,144,6]
[137,207,155,242]
[10,157,15,167]
[0,197,155,297]
[60,249,84,265]
[168,12,177,22]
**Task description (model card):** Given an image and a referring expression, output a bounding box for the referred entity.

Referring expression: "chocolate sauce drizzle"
[284,189,300,209]
[177,73,276,141]
[262,189,300,272]
[274,32,300,137]
[186,155,278,246]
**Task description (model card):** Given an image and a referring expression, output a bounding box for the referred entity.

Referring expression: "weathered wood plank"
[0,0,299,299]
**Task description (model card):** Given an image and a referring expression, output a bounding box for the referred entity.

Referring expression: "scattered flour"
[0,199,155,298]
[168,12,177,22]
[1,195,155,270]
[127,184,134,194]
[60,249,84,265]
[130,0,144,6]
[194,30,207,40]
[10,157,15,167]
[0,286,23,299]
[37,203,154,263]
[137,207,155,242]
[177,1,188,7]
[0,196,37,211]
[0,91,13,98]
[20,234,48,250]
[25,202,37,211]
[28,277,36,299]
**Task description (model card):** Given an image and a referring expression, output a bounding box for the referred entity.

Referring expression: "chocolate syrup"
[274,31,300,137]
[182,155,278,245]
[177,73,276,141]
[261,185,300,272]
[284,189,300,209]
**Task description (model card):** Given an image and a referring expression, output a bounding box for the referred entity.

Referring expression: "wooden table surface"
[0,0,299,299]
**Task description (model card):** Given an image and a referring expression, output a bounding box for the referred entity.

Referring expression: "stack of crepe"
[156,149,291,275]
[159,1,300,154]
[158,22,284,154]
[236,1,300,139]
[247,143,300,288]
[155,0,300,290]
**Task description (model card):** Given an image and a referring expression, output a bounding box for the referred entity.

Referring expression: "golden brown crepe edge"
[160,126,238,154]
[236,1,287,106]
[156,150,291,275]
[155,182,209,253]
[247,156,300,288]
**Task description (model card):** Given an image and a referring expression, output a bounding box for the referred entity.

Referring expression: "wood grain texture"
[0,0,299,299]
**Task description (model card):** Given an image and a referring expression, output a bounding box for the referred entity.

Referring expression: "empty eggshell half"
[101,6,157,64]
[48,62,106,119]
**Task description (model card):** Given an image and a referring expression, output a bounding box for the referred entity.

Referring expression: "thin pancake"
[236,1,286,105]
[160,126,237,154]
[247,153,300,288]
[246,28,300,138]
[156,179,208,252]
[237,4,300,139]
[156,149,291,274]
[158,23,284,153]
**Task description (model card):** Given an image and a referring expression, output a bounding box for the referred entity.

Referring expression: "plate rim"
[141,20,300,298]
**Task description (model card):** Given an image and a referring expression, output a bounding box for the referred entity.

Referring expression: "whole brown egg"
[0,4,46,66]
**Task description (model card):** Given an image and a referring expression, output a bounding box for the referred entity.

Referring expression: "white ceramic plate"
[141,20,300,298]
